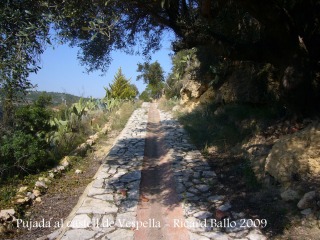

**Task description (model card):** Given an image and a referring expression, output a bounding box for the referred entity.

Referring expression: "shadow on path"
[135,103,189,240]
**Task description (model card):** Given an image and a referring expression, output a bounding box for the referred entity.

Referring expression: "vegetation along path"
[40,103,267,240]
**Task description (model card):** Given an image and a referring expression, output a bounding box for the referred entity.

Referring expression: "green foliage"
[50,0,320,114]
[0,131,54,174]
[137,61,164,86]
[72,98,87,120]
[171,48,197,79]
[0,93,104,178]
[86,97,99,111]
[103,97,122,112]
[0,186,16,205]
[0,1,54,125]
[158,97,180,112]
[1,0,320,119]
[14,96,55,137]
[148,82,165,99]
[53,1,163,73]
[137,61,165,99]
[139,90,152,102]
[165,48,197,99]
[105,68,138,100]
[51,130,85,160]
[165,73,182,99]
[141,83,164,100]
[240,160,262,190]
[0,95,55,177]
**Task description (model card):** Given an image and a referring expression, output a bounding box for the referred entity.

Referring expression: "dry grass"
[109,100,141,130]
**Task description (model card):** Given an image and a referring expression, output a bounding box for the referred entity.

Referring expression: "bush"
[15,103,55,137]
[0,131,54,176]
[0,94,56,178]
[51,130,86,160]
[158,97,180,112]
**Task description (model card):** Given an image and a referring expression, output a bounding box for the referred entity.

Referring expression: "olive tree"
[1,0,320,115]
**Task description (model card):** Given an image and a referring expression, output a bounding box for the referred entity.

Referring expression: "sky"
[29,35,174,99]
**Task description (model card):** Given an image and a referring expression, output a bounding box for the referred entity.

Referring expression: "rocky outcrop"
[242,121,320,217]
[265,122,320,186]
[179,80,214,112]
[180,79,208,104]
[177,60,280,113]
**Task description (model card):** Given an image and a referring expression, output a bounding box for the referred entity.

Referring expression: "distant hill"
[26,91,90,106]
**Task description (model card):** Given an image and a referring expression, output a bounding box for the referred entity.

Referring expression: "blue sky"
[29,35,174,98]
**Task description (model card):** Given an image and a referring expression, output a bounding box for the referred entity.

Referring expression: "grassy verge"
[157,97,180,112]
[176,102,280,152]
[109,100,141,130]
[0,100,141,211]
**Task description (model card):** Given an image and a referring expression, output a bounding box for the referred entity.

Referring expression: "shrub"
[158,97,179,112]
[109,101,140,130]
[51,130,86,159]
[0,131,54,176]
[15,103,55,137]
[0,94,56,178]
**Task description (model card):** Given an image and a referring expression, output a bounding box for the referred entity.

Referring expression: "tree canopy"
[137,61,165,99]
[50,1,319,67]
[137,61,165,86]
[0,0,53,124]
[52,0,320,114]
[1,0,320,115]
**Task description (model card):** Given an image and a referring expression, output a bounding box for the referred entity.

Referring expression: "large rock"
[265,123,320,186]
[14,197,30,205]
[297,191,316,209]
[33,189,41,197]
[0,209,15,221]
[281,188,300,201]
[35,180,48,189]
[179,80,214,112]
[18,186,28,193]
[180,80,209,104]
[60,156,71,168]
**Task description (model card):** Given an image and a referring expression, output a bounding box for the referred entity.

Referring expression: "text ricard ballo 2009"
[16,217,267,231]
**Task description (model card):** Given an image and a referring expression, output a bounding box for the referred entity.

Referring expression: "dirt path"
[135,103,189,240]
